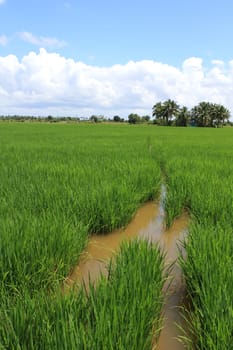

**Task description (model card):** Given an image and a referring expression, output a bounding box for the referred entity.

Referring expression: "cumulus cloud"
[211,59,225,67]
[18,32,66,48]
[0,49,233,117]
[0,35,7,45]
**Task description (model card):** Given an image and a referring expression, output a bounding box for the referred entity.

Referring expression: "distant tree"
[47,115,53,122]
[113,115,121,122]
[191,102,212,127]
[212,103,230,127]
[141,115,150,123]
[90,115,99,123]
[128,113,141,124]
[191,102,230,127]
[176,106,190,126]
[226,120,233,127]
[152,102,163,124]
[152,99,180,125]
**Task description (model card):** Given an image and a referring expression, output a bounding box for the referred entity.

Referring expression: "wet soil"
[66,201,161,289]
[65,188,189,350]
[154,215,189,350]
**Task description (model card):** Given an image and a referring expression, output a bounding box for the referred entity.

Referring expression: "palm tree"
[212,104,230,127]
[152,102,164,124]
[191,102,230,127]
[176,106,190,126]
[152,99,179,125]
[191,102,213,127]
[163,99,180,125]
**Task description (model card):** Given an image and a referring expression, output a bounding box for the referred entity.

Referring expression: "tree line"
[151,100,230,127]
[127,100,231,127]
[0,100,231,127]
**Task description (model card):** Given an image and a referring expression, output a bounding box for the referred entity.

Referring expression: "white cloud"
[212,59,224,67]
[0,35,7,45]
[0,49,233,118]
[18,32,66,48]
[0,0,5,4]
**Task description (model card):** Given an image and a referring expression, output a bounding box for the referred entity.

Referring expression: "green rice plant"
[0,123,163,348]
[151,127,233,349]
[0,289,88,350]
[0,214,88,295]
[84,240,166,350]
[0,240,165,350]
[180,223,233,350]
[4,122,233,349]
[0,123,162,296]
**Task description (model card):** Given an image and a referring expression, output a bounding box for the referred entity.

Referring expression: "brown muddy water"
[65,186,189,350]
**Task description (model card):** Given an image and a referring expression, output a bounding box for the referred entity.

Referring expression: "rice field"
[1,122,233,349]
[153,127,233,349]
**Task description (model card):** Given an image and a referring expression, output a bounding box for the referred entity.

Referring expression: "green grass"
[0,240,165,350]
[180,223,233,350]
[0,123,163,349]
[151,126,233,349]
[2,123,233,349]
[0,123,161,295]
[83,240,165,350]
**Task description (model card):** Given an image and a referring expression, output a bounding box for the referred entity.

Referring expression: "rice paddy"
[1,122,233,349]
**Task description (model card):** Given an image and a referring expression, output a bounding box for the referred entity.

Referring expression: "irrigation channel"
[65,185,189,350]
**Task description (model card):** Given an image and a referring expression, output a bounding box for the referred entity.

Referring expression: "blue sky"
[0,0,233,117]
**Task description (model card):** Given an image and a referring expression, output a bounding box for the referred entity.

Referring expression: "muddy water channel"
[66,187,189,350]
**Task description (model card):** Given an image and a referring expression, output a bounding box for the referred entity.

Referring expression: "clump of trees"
[0,100,231,127]
[190,102,230,127]
[89,115,126,122]
[152,100,230,127]
[113,115,125,122]
[0,115,81,123]
[128,114,150,124]
[152,99,180,126]
[89,115,105,123]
